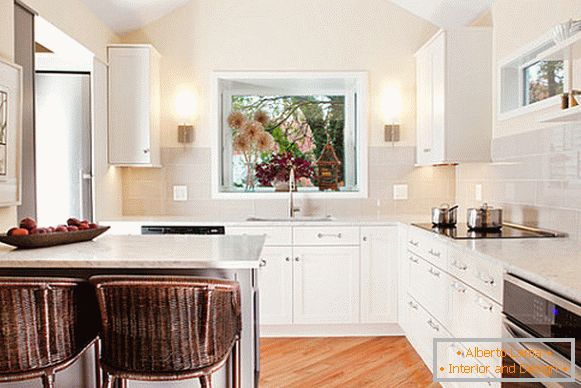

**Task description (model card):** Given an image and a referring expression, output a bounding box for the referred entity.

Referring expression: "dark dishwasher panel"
[141,225,225,235]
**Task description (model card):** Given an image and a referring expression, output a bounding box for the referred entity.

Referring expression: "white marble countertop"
[0,235,266,269]
[101,214,424,227]
[407,225,581,304]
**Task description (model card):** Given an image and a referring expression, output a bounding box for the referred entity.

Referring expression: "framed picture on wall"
[0,58,22,206]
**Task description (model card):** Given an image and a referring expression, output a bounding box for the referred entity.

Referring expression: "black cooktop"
[412,223,565,239]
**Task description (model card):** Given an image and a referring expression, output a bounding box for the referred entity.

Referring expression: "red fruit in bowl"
[78,223,90,230]
[88,223,98,229]
[29,228,39,234]
[46,226,55,233]
[8,228,29,236]
[55,225,68,233]
[67,226,79,232]
[19,217,37,231]
[67,218,82,227]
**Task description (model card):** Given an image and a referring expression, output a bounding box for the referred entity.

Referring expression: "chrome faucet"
[289,168,300,219]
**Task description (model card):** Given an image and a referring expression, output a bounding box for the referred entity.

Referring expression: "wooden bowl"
[0,226,110,249]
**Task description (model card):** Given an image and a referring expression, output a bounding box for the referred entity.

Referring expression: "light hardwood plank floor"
[259,336,440,387]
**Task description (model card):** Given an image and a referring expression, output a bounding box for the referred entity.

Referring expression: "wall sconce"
[382,87,402,144]
[175,90,196,144]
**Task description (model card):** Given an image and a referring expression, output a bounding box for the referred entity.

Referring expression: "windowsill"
[497,94,560,121]
[212,189,367,200]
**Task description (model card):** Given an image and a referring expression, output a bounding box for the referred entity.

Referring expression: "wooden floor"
[259,336,439,387]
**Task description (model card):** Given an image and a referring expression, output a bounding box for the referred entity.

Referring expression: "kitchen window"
[498,35,570,120]
[522,60,565,106]
[212,72,368,198]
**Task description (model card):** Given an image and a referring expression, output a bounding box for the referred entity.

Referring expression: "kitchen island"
[0,234,266,388]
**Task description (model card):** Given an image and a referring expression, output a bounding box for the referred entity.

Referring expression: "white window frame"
[497,31,571,121]
[211,71,368,199]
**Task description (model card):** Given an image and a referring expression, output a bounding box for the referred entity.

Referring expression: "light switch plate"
[173,185,188,201]
[393,184,408,200]
[475,184,483,201]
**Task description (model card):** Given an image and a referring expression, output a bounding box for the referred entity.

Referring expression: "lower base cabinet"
[259,247,293,325]
[293,246,360,324]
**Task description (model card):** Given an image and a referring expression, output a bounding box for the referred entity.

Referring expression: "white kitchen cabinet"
[293,246,360,324]
[360,226,398,323]
[108,44,161,166]
[259,247,293,325]
[415,28,492,165]
[408,253,451,327]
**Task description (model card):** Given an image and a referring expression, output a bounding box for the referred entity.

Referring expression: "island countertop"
[0,234,266,269]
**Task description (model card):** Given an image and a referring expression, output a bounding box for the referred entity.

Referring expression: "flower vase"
[245,162,256,192]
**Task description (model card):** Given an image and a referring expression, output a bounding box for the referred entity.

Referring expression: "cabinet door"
[416,46,433,165]
[360,226,398,323]
[416,32,446,165]
[293,246,359,324]
[108,47,151,164]
[259,247,293,325]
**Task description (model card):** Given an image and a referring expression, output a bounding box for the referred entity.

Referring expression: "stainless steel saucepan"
[467,203,503,230]
[431,204,459,226]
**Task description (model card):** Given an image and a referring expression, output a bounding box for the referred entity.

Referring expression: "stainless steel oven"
[502,274,581,387]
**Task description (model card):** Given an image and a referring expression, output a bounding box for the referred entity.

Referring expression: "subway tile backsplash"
[122,146,456,219]
[456,123,581,239]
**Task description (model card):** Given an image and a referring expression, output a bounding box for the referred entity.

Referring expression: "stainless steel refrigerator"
[35,72,93,226]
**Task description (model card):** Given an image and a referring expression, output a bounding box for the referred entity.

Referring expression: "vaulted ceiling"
[80,0,493,35]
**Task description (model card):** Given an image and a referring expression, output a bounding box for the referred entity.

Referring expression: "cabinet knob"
[259,259,267,267]
[143,148,150,154]
[362,236,368,242]
[285,257,291,262]
[294,257,300,262]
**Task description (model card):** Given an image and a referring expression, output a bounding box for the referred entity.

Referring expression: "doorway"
[35,71,92,225]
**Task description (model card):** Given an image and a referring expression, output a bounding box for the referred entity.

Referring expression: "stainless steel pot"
[431,204,458,226]
[467,203,503,230]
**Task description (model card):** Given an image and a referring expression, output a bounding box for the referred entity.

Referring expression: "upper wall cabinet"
[108,45,161,167]
[415,29,492,166]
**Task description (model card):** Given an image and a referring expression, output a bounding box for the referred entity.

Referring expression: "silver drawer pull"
[317,232,342,239]
[428,267,440,277]
[259,259,267,267]
[408,301,418,310]
[451,282,466,293]
[408,256,419,264]
[285,257,291,262]
[452,260,467,271]
[423,148,431,153]
[428,249,441,258]
[427,319,440,332]
[476,271,495,286]
[408,239,419,247]
[475,297,493,312]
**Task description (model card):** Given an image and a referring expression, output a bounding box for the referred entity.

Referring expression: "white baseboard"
[260,323,404,337]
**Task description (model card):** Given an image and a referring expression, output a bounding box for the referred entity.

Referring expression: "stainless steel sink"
[246,216,335,222]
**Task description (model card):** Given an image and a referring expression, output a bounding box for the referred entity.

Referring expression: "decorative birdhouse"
[316,141,341,191]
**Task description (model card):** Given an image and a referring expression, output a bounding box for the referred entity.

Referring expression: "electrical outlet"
[475,184,483,201]
[393,184,408,200]
[173,185,188,201]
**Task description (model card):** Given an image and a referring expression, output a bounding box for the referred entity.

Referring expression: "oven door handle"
[502,318,580,384]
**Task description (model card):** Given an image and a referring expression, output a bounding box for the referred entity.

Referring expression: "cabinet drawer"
[404,294,451,370]
[448,246,503,303]
[449,281,502,375]
[227,226,292,246]
[293,226,359,246]
[408,253,450,326]
[407,227,447,267]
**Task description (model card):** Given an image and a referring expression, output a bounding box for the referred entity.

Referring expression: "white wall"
[120,0,438,148]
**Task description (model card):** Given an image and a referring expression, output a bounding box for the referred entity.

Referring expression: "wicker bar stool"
[90,276,242,388]
[0,277,99,388]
